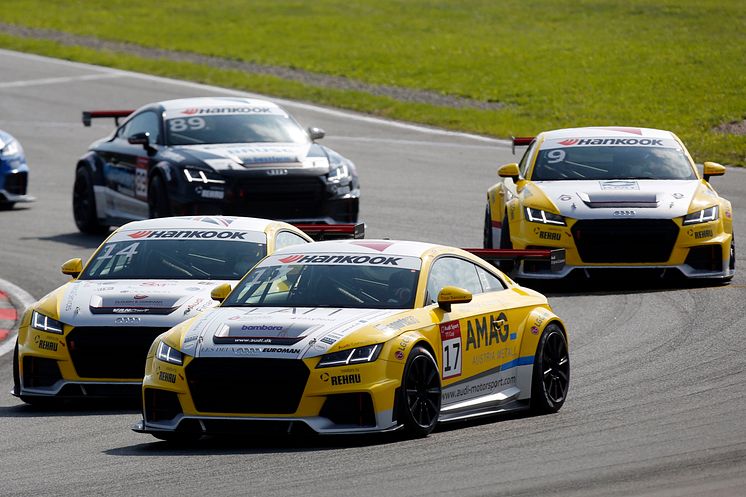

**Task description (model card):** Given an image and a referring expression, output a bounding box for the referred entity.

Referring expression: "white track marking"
[0,48,509,145]
[0,72,121,89]
[0,277,36,357]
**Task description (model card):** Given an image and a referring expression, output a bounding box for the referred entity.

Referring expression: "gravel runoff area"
[0,22,504,111]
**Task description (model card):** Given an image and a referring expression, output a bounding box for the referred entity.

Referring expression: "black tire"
[483,205,493,248]
[530,324,570,414]
[152,432,201,444]
[499,214,515,273]
[0,202,15,211]
[12,341,20,396]
[398,346,441,437]
[73,167,109,234]
[148,175,172,218]
[725,234,736,282]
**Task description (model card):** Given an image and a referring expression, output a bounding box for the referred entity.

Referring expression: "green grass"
[1,0,745,164]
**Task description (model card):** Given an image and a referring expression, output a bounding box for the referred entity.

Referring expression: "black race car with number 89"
[73,97,359,234]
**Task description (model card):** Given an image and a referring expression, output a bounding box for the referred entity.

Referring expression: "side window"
[476,266,507,292]
[518,141,536,178]
[426,257,483,304]
[118,111,161,144]
[275,231,309,250]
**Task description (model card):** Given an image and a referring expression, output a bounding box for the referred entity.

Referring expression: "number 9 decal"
[546,149,566,164]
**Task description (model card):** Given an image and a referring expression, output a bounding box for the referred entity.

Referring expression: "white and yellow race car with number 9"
[484,127,734,281]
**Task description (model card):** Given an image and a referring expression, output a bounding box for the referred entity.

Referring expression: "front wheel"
[73,167,109,234]
[12,341,20,396]
[530,324,570,414]
[398,346,441,437]
[148,175,172,218]
[483,205,493,248]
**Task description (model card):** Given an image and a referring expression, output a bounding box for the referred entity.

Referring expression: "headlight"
[683,206,719,225]
[31,311,64,334]
[0,139,21,158]
[316,344,381,368]
[525,207,566,226]
[328,162,350,184]
[156,341,184,366]
[183,168,225,184]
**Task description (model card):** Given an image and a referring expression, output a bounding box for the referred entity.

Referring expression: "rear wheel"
[73,167,109,234]
[148,175,172,218]
[530,324,570,414]
[398,346,441,437]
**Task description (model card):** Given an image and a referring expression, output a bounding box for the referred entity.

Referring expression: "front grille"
[571,219,679,263]
[66,327,169,379]
[23,356,62,388]
[224,176,326,218]
[186,358,309,414]
[4,171,27,195]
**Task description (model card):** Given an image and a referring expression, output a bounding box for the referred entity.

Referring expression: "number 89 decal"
[440,320,462,379]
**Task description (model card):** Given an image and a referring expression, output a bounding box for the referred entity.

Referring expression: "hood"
[57,279,229,327]
[180,306,411,360]
[177,142,330,172]
[530,180,712,219]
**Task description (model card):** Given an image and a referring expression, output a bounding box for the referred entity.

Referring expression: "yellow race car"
[484,127,735,280]
[134,239,569,440]
[11,216,363,403]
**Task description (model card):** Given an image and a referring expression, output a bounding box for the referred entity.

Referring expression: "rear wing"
[82,110,134,127]
[462,248,565,272]
[294,223,365,241]
[511,136,535,155]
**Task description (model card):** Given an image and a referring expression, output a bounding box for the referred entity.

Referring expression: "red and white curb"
[0,278,36,357]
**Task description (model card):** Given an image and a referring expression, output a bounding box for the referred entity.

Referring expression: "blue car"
[0,130,33,209]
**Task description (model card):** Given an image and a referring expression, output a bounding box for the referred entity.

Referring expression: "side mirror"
[437,286,472,312]
[211,283,232,303]
[703,161,726,182]
[498,163,521,181]
[128,131,150,147]
[308,127,326,141]
[61,258,83,278]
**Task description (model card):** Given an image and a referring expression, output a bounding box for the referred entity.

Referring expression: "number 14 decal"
[440,320,462,379]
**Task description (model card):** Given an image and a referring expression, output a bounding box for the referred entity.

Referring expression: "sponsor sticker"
[440,321,462,379]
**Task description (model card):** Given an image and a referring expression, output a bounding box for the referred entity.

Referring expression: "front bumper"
[503,217,733,280]
[170,169,360,223]
[16,324,169,400]
[137,355,404,437]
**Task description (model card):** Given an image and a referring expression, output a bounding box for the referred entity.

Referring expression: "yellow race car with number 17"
[134,239,569,440]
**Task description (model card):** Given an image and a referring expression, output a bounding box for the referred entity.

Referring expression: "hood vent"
[578,191,660,208]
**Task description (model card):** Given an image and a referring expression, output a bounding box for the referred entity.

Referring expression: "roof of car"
[272,239,450,259]
[540,126,675,140]
[114,216,290,233]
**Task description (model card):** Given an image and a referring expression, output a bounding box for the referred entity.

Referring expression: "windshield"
[165,114,310,146]
[531,143,696,181]
[81,235,266,280]
[225,262,421,309]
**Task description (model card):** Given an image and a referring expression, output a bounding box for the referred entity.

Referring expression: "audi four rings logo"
[266,169,288,176]
[115,317,141,324]
[613,210,636,216]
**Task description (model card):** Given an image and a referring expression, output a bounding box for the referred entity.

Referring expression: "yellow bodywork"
[141,246,566,432]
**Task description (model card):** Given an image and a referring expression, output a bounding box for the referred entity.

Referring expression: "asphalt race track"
[1,49,746,497]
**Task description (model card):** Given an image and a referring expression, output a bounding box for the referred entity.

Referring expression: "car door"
[104,111,162,220]
[425,256,533,407]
